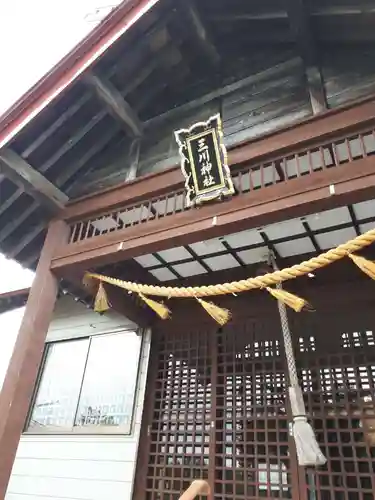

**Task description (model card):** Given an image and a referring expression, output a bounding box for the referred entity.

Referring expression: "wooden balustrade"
[67,126,375,245]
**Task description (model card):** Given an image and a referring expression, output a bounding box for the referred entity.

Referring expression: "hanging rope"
[85,227,375,298]
[269,252,327,467]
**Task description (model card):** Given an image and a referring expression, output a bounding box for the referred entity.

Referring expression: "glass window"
[27,330,142,434]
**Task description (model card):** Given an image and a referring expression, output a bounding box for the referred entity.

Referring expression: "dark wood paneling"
[322,47,375,109]
[63,95,375,221]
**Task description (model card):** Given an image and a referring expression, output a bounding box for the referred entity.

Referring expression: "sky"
[0,0,123,386]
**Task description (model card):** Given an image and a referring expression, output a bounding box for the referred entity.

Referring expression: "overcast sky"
[0,0,123,386]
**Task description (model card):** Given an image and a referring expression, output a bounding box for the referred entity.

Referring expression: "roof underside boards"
[1,0,375,272]
[94,199,375,300]
[130,200,375,283]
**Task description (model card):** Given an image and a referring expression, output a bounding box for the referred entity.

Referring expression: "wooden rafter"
[178,0,220,66]
[2,126,120,259]
[2,76,168,259]
[84,72,143,137]
[0,149,68,211]
[0,12,179,246]
[126,138,142,181]
[2,74,169,256]
[286,0,327,114]
[1,70,167,256]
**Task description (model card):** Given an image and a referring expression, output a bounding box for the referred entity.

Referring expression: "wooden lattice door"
[141,314,300,500]
[214,318,299,500]
[144,326,214,500]
[293,309,375,500]
[138,301,375,500]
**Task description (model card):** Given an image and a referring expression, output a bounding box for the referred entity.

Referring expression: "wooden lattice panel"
[215,319,295,500]
[293,312,375,500]
[146,328,212,500]
[140,297,375,500]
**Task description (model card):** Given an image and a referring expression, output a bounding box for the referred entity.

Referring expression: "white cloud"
[0,254,34,293]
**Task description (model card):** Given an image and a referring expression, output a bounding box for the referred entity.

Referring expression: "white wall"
[5,296,151,500]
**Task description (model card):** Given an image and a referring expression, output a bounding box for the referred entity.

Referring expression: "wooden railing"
[68,126,375,245]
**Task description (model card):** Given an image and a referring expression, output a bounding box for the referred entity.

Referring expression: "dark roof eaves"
[0,0,160,150]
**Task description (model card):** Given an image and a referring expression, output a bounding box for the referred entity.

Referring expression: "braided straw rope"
[86,227,375,298]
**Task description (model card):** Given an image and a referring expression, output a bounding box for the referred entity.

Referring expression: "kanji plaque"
[175,114,235,207]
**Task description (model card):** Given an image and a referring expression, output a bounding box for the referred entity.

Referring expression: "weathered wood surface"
[74,46,375,196]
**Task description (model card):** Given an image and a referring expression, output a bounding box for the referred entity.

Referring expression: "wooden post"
[0,219,69,500]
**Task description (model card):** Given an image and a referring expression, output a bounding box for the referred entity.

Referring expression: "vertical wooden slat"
[358,134,367,159]
[133,332,160,500]
[346,138,353,162]
[208,327,218,500]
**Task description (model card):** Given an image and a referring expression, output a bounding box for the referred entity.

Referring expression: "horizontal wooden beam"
[209,6,375,21]
[63,95,375,221]
[52,156,375,272]
[84,72,143,137]
[0,149,68,212]
[145,58,301,128]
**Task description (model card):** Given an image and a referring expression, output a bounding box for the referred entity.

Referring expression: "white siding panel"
[7,476,132,500]
[15,438,138,462]
[11,458,134,482]
[46,295,137,341]
[6,298,151,500]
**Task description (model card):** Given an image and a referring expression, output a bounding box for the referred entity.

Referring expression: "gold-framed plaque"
[174,114,235,207]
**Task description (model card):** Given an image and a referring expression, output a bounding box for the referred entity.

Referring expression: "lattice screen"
[142,304,375,500]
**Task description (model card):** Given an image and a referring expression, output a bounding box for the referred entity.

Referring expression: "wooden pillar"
[0,219,69,500]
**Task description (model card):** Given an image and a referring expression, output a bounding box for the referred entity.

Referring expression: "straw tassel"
[348,253,375,280]
[266,287,312,313]
[196,298,231,325]
[138,293,171,319]
[94,282,110,314]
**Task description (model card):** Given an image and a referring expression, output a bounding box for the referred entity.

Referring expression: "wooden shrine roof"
[0,0,375,273]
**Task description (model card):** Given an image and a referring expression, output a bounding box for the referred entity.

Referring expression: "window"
[27,330,142,434]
